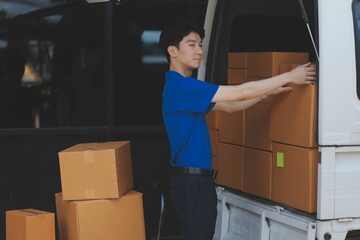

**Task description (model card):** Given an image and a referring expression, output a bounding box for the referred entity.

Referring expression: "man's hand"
[269,86,293,96]
[289,62,316,85]
[211,62,316,103]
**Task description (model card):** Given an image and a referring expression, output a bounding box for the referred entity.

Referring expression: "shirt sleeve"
[206,102,216,114]
[168,77,219,114]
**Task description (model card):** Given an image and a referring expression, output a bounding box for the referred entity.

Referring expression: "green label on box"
[277,152,284,167]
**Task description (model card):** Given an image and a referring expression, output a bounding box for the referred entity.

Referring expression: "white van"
[199,0,360,239]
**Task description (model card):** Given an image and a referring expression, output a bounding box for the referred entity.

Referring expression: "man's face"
[173,31,203,70]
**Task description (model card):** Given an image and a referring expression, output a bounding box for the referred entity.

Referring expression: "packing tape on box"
[83,150,94,164]
[85,189,96,199]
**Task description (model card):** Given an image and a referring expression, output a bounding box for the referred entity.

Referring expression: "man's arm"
[211,63,316,103]
[212,97,264,113]
[212,85,292,113]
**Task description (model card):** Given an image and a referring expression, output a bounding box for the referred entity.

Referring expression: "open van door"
[317,0,360,220]
[318,0,360,146]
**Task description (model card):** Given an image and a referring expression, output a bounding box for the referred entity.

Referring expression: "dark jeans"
[169,174,217,240]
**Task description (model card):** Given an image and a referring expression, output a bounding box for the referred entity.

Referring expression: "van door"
[318,0,360,146]
[316,0,360,220]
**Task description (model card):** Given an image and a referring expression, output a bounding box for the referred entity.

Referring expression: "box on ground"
[247,52,309,78]
[228,68,247,85]
[206,111,221,130]
[209,128,219,156]
[55,190,145,240]
[243,147,272,200]
[244,102,272,151]
[219,111,244,145]
[228,52,247,68]
[6,209,55,240]
[271,143,320,213]
[58,141,133,201]
[271,63,318,148]
[216,143,243,191]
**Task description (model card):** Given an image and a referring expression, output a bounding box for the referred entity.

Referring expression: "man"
[159,22,316,240]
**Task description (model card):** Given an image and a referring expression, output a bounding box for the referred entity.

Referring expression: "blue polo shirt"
[162,71,219,170]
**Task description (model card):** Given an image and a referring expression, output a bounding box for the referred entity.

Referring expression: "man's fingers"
[273,86,292,95]
[290,62,317,85]
[302,62,311,67]
[307,67,316,72]
[306,76,317,80]
[282,86,292,92]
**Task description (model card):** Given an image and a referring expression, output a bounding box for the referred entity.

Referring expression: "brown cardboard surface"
[209,128,219,156]
[55,190,146,240]
[247,52,309,77]
[58,141,133,201]
[270,64,318,147]
[272,143,320,213]
[6,209,55,240]
[219,111,244,145]
[212,155,218,171]
[206,111,220,129]
[244,103,272,151]
[243,148,272,199]
[227,69,247,85]
[216,143,243,191]
[228,52,247,68]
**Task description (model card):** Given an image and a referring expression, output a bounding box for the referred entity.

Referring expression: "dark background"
[0,0,208,239]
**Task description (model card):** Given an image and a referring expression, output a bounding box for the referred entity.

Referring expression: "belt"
[172,166,217,179]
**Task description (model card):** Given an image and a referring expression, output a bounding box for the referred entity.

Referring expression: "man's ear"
[167,46,177,58]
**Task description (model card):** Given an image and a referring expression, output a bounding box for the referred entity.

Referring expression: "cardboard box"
[219,111,244,145]
[244,103,272,151]
[206,111,220,129]
[271,143,320,213]
[55,190,146,240]
[228,52,247,68]
[59,141,133,201]
[247,52,309,77]
[270,64,318,148]
[216,143,243,191]
[6,209,55,240]
[243,148,272,199]
[212,155,218,171]
[227,69,247,85]
[209,128,219,156]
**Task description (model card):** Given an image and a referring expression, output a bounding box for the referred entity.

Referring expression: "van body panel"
[318,146,360,220]
[318,0,360,146]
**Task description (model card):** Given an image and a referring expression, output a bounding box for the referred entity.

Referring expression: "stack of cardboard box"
[6,209,55,240]
[271,62,319,213]
[208,52,320,213]
[56,141,146,240]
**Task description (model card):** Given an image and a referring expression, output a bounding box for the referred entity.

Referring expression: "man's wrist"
[283,72,293,84]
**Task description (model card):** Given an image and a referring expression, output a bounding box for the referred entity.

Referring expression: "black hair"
[159,21,205,62]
